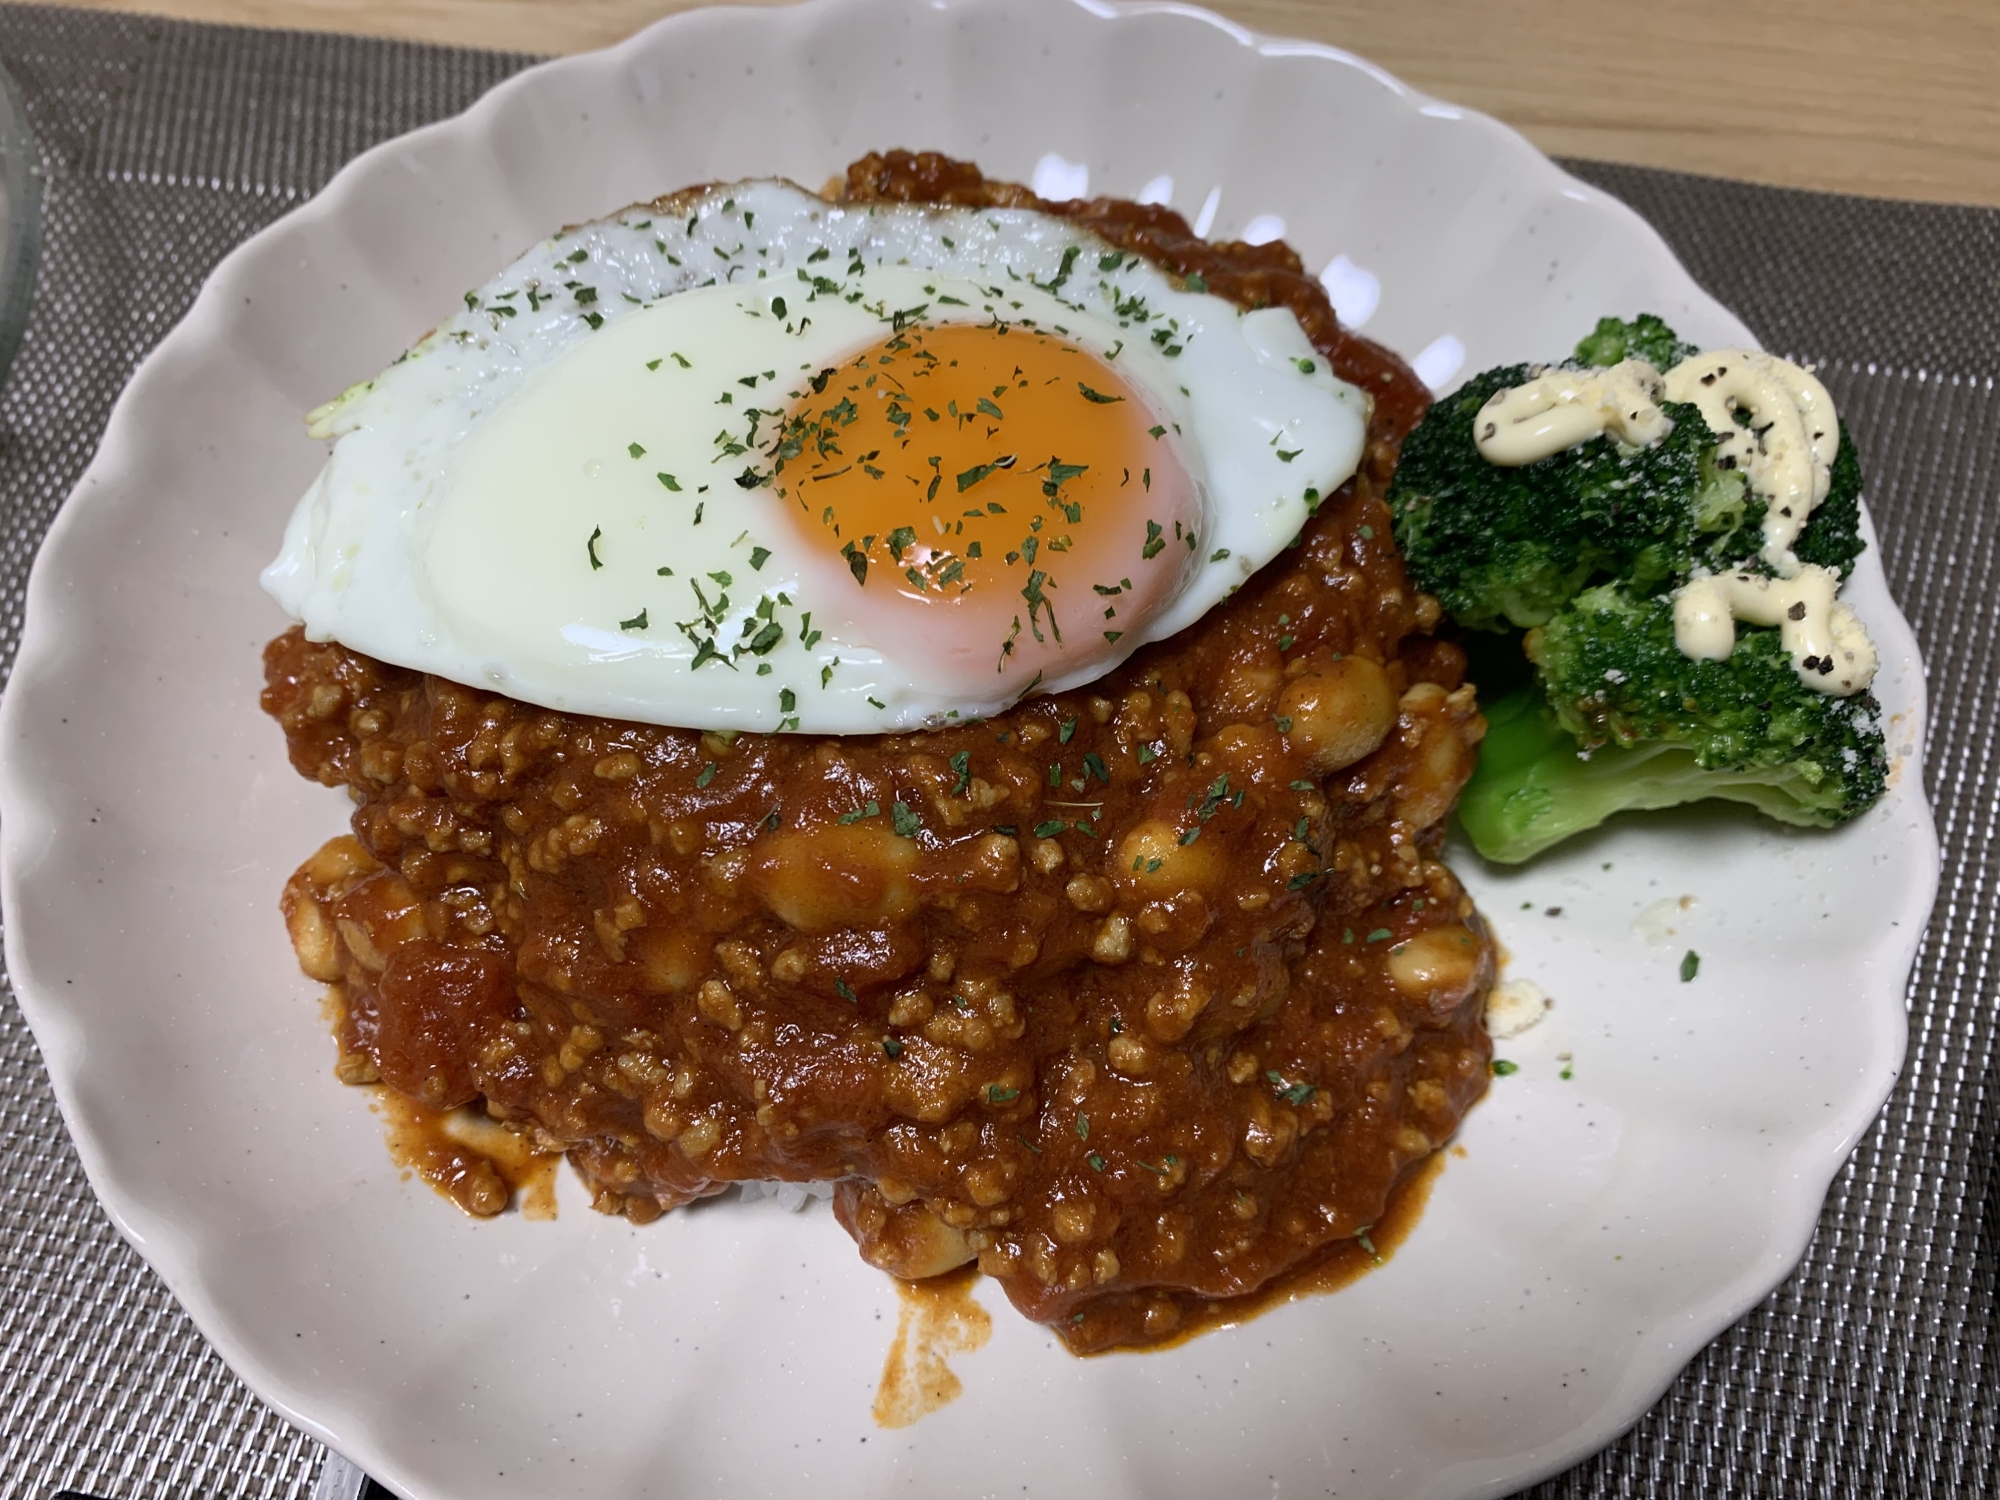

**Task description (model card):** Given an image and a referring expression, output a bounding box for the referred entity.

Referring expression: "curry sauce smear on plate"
[264,152,1494,1355]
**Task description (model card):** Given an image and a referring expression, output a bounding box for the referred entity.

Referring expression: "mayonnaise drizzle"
[1473,359,1673,465]
[1660,351,1837,576]
[1671,565,1877,696]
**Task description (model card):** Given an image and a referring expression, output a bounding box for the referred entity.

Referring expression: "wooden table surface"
[37,0,2000,209]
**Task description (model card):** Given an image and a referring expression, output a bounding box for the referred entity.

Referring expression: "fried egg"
[263,180,1369,732]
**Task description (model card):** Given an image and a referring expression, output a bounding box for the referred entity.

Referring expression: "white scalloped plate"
[0,1,1937,1496]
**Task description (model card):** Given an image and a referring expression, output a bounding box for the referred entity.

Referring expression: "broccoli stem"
[1458,687,1852,864]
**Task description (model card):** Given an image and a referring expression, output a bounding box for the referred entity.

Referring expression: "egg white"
[264,180,1370,732]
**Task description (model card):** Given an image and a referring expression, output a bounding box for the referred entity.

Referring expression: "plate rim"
[0,0,1941,1494]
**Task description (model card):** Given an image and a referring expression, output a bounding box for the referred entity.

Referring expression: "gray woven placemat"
[0,6,1990,1496]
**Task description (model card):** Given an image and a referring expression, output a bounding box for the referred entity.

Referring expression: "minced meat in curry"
[263,151,1494,1354]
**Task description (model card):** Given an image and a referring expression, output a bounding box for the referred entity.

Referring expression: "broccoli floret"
[1401,315,1885,861]
[1388,364,1745,629]
[1575,316,1866,579]
[1456,584,1888,863]
[1790,424,1865,577]
[1572,313,1700,371]
[1612,419,1865,583]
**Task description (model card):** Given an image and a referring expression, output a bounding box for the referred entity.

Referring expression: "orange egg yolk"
[768,321,1200,690]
